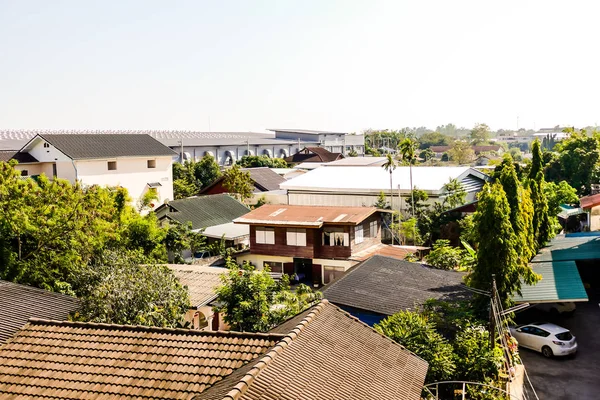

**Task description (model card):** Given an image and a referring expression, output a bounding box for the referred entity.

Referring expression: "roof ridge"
[26,318,285,340]
[220,299,330,400]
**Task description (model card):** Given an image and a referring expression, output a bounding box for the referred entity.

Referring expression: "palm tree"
[398,138,419,220]
[382,153,396,244]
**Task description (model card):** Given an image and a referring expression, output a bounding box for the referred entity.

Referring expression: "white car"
[510,322,577,358]
[536,302,576,315]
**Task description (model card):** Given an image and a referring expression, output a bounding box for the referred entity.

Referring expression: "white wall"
[75,156,174,206]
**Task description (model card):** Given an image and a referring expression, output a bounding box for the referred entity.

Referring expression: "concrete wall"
[589,206,600,231]
[75,156,174,206]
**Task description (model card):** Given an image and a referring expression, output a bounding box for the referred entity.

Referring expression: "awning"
[147,182,162,188]
[558,205,585,219]
[513,261,588,304]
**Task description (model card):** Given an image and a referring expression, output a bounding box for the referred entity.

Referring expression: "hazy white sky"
[1,0,599,133]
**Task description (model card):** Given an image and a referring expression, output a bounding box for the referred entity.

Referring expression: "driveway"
[516,291,600,399]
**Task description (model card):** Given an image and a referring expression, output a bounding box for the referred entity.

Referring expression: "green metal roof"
[513,261,588,303]
[155,194,250,230]
[532,232,600,263]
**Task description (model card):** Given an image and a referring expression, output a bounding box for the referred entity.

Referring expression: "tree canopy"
[214,260,321,332]
[172,156,222,199]
[222,164,254,201]
[237,155,289,168]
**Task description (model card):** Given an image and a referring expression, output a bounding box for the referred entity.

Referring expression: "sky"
[1,0,599,133]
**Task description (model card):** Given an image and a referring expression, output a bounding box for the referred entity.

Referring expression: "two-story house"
[5,134,176,207]
[233,204,387,286]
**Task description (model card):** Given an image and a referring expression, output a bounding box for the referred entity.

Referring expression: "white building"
[0,129,365,166]
[280,166,490,209]
[6,134,176,207]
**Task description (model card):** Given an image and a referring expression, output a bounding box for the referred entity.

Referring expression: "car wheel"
[542,346,553,358]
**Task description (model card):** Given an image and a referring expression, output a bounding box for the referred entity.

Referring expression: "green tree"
[425,239,463,270]
[545,180,579,216]
[405,187,429,217]
[467,182,537,308]
[419,148,435,163]
[194,155,222,188]
[496,156,536,262]
[74,249,189,327]
[222,164,254,201]
[382,154,397,206]
[399,138,419,222]
[470,123,491,145]
[373,191,390,209]
[215,260,321,332]
[441,178,467,209]
[448,141,474,164]
[528,140,552,249]
[237,155,289,168]
[375,310,456,383]
[418,132,452,149]
[396,216,422,245]
[452,326,503,384]
[545,128,600,195]
[0,163,120,293]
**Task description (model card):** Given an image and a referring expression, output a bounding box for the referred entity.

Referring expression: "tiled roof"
[242,168,286,191]
[0,280,79,344]
[167,265,226,308]
[199,300,427,400]
[580,193,600,209]
[285,147,344,163]
[156,194,251,230]
[233,204,379,227]
[351,243,414,261]
[0,319,284,399]
[26,134,177,160]
[321,255,469,316]
[0,150,38,163]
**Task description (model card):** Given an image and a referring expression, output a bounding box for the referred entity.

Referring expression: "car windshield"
[555,331,573,341]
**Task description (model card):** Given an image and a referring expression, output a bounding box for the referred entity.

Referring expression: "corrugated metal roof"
[532,233,600,263]
[580,193,600,209]
[233,204,379,227]
[281,166,488,194]
[513,261,588,303]
[156,194,250,230]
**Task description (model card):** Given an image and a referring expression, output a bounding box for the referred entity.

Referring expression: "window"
[370,220,378,237]
[324,266,345,284]
[20,170,28,176]
[355,225,364,244]
[108,161,117,171]
[286,228,306,246]
[263,261,283,274]
[147,159,156,168]
[255,227,275,244]
[323,228,349,247]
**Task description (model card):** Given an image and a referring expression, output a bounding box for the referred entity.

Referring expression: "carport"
[514,260,588,304]
[513,233,600,304]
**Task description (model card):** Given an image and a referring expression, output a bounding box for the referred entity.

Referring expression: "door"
[516,326,534,349]
[311,264,322,286]
[283,262,294,275]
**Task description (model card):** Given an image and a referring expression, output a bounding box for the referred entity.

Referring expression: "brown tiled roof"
[233,204,379,227]
[0,280,79,344]
[167,265,226,308]
[0,319,284,399]
[351,243,414,261]
[284,147,343,163]
[580,193,600,209]
[199,300,428,400]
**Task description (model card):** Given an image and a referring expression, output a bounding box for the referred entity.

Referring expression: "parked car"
[510,322,577,358]
[536,302,576,315]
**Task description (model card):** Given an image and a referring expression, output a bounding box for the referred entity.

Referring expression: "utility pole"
[179,139,184,163]
[489,274,497,349]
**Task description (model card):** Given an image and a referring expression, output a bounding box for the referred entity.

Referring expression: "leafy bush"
[375,310,456,383]
[425,239,463,270]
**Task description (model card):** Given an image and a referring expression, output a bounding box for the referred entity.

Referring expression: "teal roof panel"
[532,233,600,263]
[513,261,588,303]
